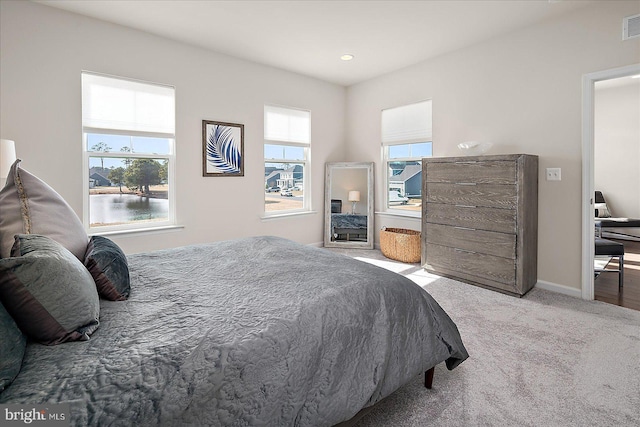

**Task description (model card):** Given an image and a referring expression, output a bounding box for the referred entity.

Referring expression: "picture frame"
[202,120,244,177]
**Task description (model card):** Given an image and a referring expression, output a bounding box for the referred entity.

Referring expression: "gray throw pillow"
[0,300,26,393]
[0,159,88,261]
[0,234,99,345]
[84,236,131,301]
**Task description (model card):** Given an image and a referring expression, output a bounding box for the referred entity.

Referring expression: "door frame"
[581,63,640,300]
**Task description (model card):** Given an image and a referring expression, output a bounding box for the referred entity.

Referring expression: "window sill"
[375,211,421,220]
[89,224,184,237]
[261,210,318,221]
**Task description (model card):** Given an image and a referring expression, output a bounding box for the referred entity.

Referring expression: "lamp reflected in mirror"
[348,190,360,214]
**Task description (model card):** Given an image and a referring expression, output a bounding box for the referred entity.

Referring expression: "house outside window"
[381,100,432,215]
[264,105,311,215]
[82,72,176,232]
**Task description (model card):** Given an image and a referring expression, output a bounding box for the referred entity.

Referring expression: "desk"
[594,237,624,289]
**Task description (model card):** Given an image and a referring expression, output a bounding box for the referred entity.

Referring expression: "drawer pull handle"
[455,204,476,208]
[454,248,477,254]
[455,182,477,186]
[454,226,476,231]
[455,161,478,164]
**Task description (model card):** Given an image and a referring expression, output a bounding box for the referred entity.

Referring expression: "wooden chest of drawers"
[421,154,538,296]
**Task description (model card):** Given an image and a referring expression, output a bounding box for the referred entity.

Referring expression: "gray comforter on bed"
[1,236,468,426]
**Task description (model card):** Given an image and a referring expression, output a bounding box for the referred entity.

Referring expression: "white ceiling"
[36,0,594,86]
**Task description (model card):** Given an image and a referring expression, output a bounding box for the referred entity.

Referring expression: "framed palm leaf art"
[202,120,244,177]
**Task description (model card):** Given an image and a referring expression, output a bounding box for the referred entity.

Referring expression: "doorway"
[582,63,640,307]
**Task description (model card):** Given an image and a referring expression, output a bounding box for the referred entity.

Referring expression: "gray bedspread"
[1,236,468,426]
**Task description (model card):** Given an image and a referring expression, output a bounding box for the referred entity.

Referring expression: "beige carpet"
[327,248,640,427]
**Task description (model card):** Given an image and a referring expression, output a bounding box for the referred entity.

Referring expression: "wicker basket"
[380,227,421,263]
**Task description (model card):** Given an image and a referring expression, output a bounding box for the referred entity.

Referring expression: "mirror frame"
[324,162,374,249]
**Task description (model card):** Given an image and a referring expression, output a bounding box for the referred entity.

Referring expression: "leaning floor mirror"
[324,162,374,249]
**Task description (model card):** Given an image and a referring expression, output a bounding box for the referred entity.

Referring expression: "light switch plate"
[546,168,561,181]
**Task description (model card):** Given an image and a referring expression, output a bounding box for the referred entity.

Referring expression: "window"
[264,105,311,215]
[82,72,176,232]
[381,100,432,215]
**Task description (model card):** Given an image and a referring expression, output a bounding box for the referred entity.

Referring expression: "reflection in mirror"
[324,162,374,249]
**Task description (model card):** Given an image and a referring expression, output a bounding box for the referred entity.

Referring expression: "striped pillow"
[84,236,130,301]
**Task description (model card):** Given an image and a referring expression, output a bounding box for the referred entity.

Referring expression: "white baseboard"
[535,280,583,298]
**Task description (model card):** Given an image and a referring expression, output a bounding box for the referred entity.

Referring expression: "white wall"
[346,1,640,291]
[0,0,346,253]
[595,79,640,238]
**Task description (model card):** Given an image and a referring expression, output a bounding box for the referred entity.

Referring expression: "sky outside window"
[264,144,304,160]
[86,133,171,155]
[388,142,432,159]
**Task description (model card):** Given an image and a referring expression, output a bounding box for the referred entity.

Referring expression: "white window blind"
[382,100,432,145]
[264,105,310,144]
[82,72,175,136]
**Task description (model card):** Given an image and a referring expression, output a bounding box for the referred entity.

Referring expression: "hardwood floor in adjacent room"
[595,239,640,311]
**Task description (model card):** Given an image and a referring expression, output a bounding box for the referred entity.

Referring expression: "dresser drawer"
[426,183,517,209]
[425,161,516,184]
[425,223,516,259]
[424,243,516,288]
[425,203,516,234]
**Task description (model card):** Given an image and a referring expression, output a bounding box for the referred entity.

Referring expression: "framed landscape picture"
[202,120,244,177]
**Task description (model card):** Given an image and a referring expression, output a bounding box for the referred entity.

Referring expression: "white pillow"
[594,202,612,218]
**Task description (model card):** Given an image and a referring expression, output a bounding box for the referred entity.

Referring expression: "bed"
[1,235,468,426]
[0,160,467,425]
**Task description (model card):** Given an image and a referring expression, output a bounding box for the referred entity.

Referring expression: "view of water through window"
[90,194,168,227]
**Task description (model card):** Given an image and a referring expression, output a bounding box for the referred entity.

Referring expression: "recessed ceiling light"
[340,54,354,61]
